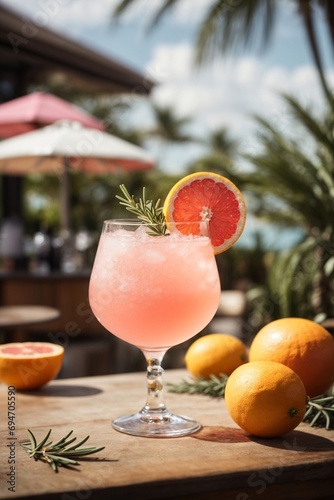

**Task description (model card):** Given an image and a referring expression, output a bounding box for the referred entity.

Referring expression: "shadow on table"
[192,426,252,443]
[252,429,334,452]
[192,426,334,452]
[19,384,103,397]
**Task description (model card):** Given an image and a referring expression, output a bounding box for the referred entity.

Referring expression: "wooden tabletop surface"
[0,369,333,500]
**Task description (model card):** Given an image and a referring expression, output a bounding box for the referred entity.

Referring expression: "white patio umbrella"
[0,121,155,232]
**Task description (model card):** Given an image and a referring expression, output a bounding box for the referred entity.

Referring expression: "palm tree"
[205,126,239,158]
[244,94,334,232]
[187,126,241,184]
[243,93,334,321]
[139,103,194,166]
[113,0,334,103]
[145,104,194,143]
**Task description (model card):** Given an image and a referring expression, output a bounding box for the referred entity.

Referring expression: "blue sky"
[3,1,332,157]
[6,0,331,163]
[83,1,332,72]
[15,0,330,73]
[2,0,333,248]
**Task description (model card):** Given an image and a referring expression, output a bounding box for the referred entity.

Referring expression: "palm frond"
[113,0,180,30]
[244,98,334,232]
[148,0,180,30]
[112,0,137,18]
[196,0,277,64]
[281,94,334,158]
[269,237,319,317]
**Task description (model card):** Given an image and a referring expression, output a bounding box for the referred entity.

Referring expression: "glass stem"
[141,352,169,421]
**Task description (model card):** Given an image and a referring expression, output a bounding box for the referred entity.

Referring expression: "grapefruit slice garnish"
[163,172,246,254]
[0,342,64,390]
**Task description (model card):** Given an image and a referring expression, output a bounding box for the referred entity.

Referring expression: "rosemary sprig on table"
[21,429,105,473]
[116,184,167,235]
[303,395,334,430]
[167,374,228,398]
[167,375,334,429]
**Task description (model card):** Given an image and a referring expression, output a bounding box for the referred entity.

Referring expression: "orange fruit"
[185,333,248,378]
[249,318,334,397]
[163,171,246,254]
[225,360,307,438]
[0,342,64,390]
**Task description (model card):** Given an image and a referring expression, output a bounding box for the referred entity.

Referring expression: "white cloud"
[142,40,334,172]
[235,58,263,88]
[146,42,194,83]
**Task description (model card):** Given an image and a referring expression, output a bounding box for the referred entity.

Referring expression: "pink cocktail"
[89,220,221,437]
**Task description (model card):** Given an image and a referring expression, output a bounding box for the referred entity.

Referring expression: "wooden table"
[0,369,333,499]
[0,306,61,341]
[0,272,107,338]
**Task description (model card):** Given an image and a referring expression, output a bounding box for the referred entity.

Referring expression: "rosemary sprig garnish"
[21,429,105,473]
[168,375,334,430]
[167,374,228,398]
[116,184,167,235]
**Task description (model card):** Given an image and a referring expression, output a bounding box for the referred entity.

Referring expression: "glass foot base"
[112,410,201,438]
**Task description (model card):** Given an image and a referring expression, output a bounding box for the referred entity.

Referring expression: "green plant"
[243,94,334,321]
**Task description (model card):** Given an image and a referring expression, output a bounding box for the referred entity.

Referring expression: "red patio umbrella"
[0,92,105,138]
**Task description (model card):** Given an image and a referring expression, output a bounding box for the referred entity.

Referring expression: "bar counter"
[0,369,333,499]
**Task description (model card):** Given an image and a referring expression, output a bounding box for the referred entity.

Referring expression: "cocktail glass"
[89,220,221,437]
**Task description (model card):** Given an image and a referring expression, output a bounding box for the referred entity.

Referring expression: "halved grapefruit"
[0,342,64,390]
[163,172,246,254]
